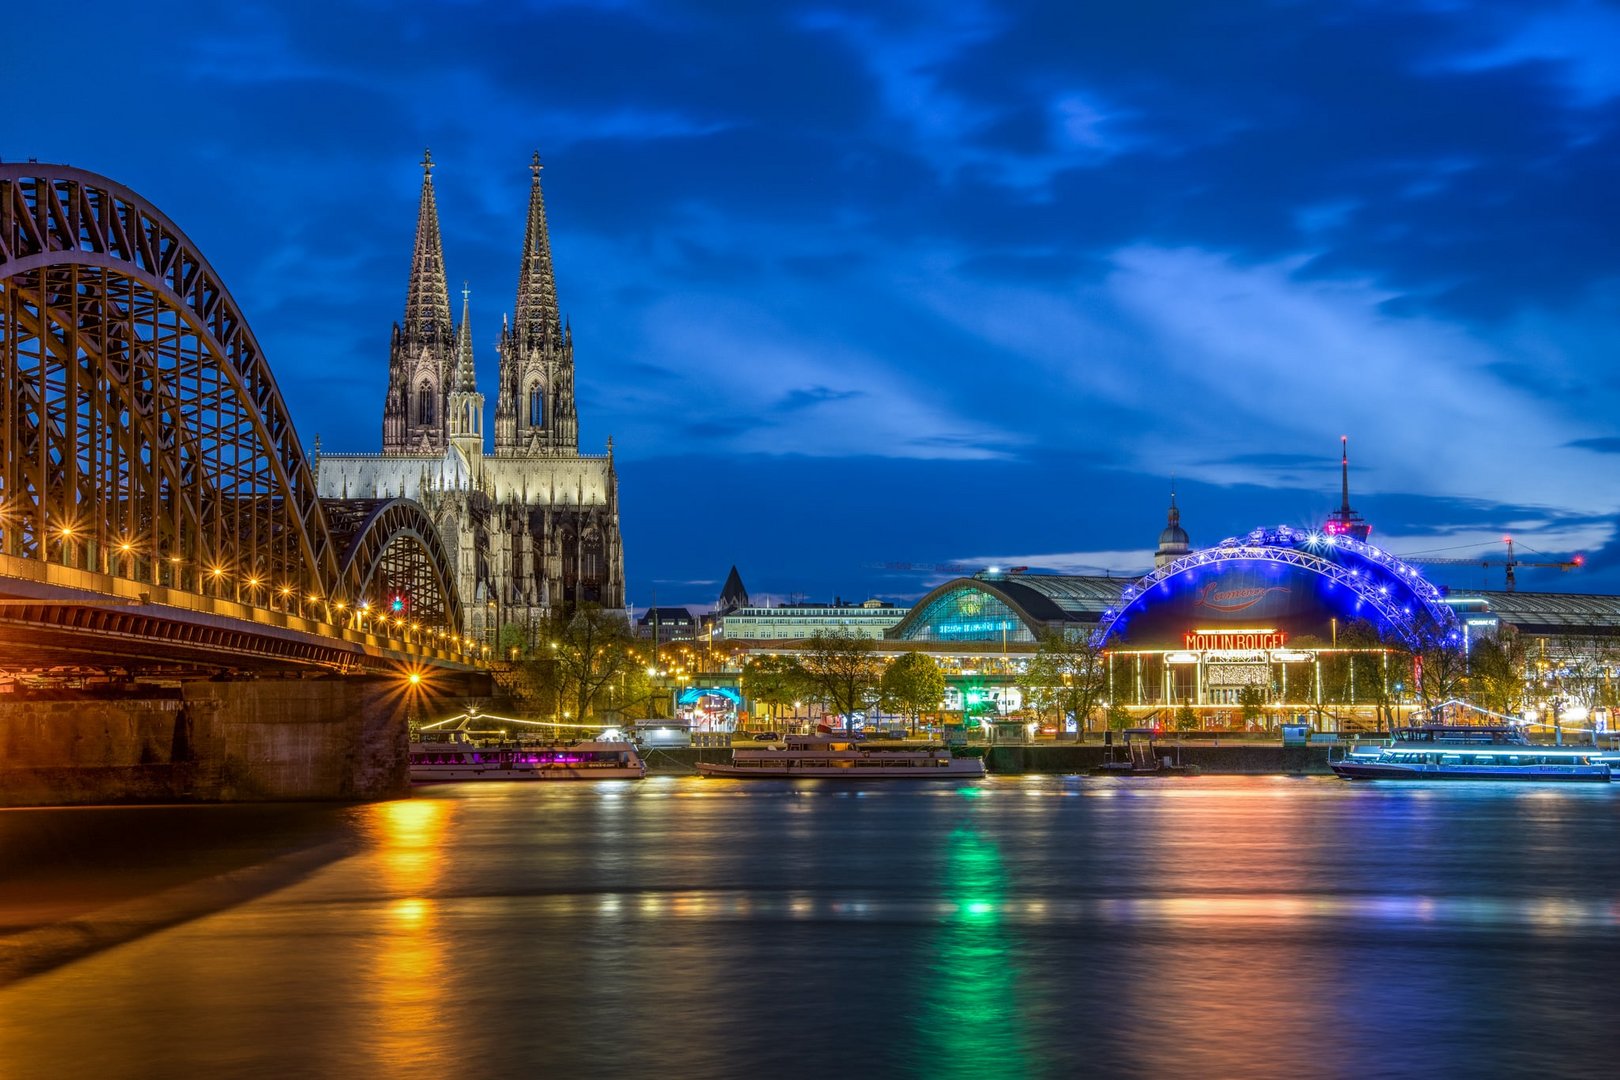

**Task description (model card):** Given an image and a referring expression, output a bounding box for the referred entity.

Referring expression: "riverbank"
[637,744,1336,775]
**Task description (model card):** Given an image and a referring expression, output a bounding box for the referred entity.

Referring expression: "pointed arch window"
[528,383,545,428]
[417,379,435,426]
[560,529,578,585]
[582,528,604,582]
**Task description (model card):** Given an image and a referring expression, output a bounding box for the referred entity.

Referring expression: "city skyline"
[5,0,1618,610]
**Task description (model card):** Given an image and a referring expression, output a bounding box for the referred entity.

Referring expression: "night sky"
[6,1,1619,611]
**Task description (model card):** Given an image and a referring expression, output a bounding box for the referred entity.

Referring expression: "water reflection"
[914,827,1031,1079]
[357,798,453,1075]
[3,778,1620,1078]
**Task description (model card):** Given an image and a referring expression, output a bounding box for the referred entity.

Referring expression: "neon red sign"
[1184,629,1287,651]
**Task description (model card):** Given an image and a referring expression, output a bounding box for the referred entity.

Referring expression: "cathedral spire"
[447,282,485,457]
[404,149,454,339]
[514,150,560,346]
[454,283,476,391]
[496,151,577,456]
[385,150,457,454]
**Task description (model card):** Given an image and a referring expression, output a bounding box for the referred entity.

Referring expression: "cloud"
[774,387,866,413]
[1568,437,1620,454]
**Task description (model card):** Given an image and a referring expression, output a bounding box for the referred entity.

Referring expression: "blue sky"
[6,0,1619,609]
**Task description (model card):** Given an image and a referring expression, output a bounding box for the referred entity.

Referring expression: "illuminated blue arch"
[1095,525,1459,648]
[678,686,743,707]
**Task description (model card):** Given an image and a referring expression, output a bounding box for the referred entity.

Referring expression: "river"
[2,776,1618,1078]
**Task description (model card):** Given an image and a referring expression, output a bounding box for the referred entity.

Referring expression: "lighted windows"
[899,587,1034,643]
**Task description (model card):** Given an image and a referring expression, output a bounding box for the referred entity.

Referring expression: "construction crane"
[1400,536,1584,592]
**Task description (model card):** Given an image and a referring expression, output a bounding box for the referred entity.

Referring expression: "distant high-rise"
[319,151,625,647]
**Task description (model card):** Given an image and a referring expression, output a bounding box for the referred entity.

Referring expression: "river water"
[2,776,1618,1079]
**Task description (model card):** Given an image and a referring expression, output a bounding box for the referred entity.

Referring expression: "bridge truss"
[0,164,468,669]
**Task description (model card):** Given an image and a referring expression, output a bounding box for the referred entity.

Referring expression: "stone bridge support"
[0,674,487,806]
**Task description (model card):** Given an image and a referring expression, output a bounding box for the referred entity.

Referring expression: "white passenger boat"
[410,733,645,782]
[696,735,985,779]
[1330,725,1610,782]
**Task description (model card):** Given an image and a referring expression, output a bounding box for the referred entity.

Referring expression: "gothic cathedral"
[316,151,626,648]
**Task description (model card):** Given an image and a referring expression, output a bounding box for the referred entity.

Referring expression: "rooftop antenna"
[1323,435,1371,541]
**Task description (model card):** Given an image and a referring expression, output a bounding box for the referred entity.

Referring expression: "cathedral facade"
[316,152,626,649]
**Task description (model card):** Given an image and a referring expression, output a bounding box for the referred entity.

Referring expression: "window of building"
[529,383,545,427]
[417,380,435,426]
[898,587,1034,644]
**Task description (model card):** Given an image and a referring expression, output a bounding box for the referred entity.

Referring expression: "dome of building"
[1154,488,1191,567]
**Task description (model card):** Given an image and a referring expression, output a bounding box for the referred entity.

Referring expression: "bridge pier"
[0,676,471,806]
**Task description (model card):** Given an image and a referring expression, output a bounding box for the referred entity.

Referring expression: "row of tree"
[744,627,1106,733]
[744,635,947,732]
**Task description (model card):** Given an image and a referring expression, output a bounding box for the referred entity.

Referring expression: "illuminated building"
[882,507,1617,730]
[723,598,910,641]
[316,152,626,647]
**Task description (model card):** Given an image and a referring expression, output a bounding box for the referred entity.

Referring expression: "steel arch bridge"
[1095,525,1460,648]
[0,163,466,662]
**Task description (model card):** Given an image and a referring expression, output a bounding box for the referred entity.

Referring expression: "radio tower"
[1323,435,1371,540]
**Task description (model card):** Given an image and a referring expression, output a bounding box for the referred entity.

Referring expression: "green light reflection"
[915,827,1032,1078]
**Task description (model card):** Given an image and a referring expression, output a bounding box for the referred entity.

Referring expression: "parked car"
[752,732,781,742]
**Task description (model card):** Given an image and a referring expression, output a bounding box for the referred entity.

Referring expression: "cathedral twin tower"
[383,150,578,458]
[318,151,625,645]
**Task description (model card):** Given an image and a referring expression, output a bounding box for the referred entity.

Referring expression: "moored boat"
[696,735,985,779]
[410,732,646,782]
[1330,725,1610,782]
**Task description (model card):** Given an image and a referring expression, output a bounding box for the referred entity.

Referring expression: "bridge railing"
[0,553,484,667]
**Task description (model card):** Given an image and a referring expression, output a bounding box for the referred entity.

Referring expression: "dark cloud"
[774,387,865,412]
[1569,437,1620,454]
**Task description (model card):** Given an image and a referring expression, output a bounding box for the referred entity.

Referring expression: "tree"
[1174,700,1199,731]
[1554,633,1620,718]
[1468,631,1527,717]
[1400,624,1469,716]
[743,653,810,729]
[548,604,640,724]
[1019,628,1109,738]
[1337,619,1396,730]
[1237,684,1267,728]
[800,629,883,729]
[881,652,947,733]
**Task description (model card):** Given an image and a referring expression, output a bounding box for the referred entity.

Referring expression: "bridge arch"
[324,498,464,631]
[0,163,462,638]
[1095,525,1459,648]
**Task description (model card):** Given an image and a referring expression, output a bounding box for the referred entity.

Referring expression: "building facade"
[723,599,910,641]
[316,152,625,648]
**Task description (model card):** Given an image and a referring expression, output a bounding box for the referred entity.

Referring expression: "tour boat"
[1330,725,1610,782]
[410,733,646,782]
[696,735,986,779]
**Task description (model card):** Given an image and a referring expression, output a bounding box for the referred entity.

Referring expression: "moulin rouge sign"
[1183,628,1288,651]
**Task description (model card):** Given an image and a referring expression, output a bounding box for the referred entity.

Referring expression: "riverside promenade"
[638,742,1338,776]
